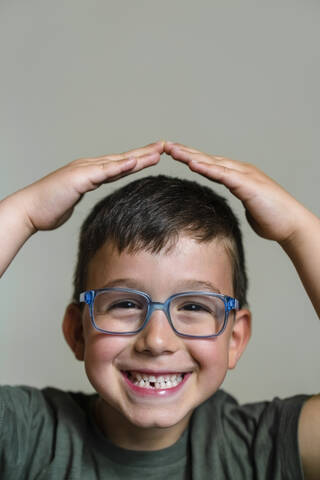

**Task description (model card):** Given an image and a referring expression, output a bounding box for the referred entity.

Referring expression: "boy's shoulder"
[0,383,96,411]
[0,385,98,479]
[196,388,310,423]
[1,384,97,431]
[190,389,309,478]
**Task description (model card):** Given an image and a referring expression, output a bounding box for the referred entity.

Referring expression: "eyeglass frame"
[79,287,240,339]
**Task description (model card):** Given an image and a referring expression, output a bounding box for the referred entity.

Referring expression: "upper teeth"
[128,371,184,389]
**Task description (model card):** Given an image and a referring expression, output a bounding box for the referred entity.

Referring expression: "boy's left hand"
[164,142,310,247]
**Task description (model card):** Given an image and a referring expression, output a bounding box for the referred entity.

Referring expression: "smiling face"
[63,235,251,449]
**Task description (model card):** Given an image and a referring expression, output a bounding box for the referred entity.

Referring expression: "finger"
[75,148,161,170]
[169,147,249,173]
[102,150,161,174]
[164,141,201,155]
[82,150,161,190]
[99,140,164,162]
[187,161,255,201]
[100,153,161,184]
[168,147,225,166]
[178,147,226,163]
[165,142,226,162]
[72,156,138,193]
[122,140,165,158]
[165,142,249,172]
[131,150,161,171]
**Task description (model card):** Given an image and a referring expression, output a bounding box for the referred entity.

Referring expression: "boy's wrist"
[0,192,38,238]
[0,193,38,277]
[279,207,320,252]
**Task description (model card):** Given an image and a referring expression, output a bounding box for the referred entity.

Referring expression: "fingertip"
[153,140,164,148]
[163,140,175,152]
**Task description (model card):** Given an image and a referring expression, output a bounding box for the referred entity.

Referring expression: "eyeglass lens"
[93,290,226,336]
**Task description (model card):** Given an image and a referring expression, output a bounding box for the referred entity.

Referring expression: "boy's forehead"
[86,235,234,296]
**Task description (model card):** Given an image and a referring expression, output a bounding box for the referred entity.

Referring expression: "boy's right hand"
[12,141,164,234]
[0,141,164,276]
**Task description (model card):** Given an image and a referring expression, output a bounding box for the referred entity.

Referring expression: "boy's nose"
[134,309,181,356]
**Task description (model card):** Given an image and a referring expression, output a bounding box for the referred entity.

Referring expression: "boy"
[0,141,319,479]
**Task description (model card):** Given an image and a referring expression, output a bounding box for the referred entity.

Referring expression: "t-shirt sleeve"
[224,394,308,479]
[190,390,310,480]
[0,385,55,479]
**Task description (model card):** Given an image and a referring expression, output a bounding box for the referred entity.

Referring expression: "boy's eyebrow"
[100,278,143,290]
[177,280,222,294]
[99,278,221,294]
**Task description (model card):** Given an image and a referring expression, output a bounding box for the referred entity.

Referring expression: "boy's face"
[65,235,250,445]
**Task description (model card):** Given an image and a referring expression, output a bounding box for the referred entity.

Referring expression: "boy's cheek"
[83,337,129,395]
[187,340,230,388]
[84,334,129,365]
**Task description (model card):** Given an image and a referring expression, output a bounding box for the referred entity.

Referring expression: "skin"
[63,236,251,450]
[1,140,319,477]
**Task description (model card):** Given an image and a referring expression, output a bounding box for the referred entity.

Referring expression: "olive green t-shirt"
[0,386,308,479]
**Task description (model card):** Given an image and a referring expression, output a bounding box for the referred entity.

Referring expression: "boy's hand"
[15,141,164,234]
[0,141,164,276]
[165,141,320,319]
[165,142,307,245]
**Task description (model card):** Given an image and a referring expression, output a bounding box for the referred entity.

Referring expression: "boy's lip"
[121,369,192,375]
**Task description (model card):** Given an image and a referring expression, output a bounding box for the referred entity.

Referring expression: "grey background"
[0,0,319,404]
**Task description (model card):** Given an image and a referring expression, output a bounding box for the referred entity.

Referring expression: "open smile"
[121,371,192,396]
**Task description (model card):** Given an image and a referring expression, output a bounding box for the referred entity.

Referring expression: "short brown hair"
[73,175,248,307]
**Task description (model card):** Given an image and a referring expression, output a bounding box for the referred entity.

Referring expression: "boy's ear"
[62,303,85,361]
[228,309,252,370]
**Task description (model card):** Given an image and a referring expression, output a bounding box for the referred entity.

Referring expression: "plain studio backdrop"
[0,0,319,404]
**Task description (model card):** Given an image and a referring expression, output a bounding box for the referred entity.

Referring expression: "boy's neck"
[94,397,191,451]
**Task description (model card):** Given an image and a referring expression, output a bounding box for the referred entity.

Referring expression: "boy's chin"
[124,405,193,431]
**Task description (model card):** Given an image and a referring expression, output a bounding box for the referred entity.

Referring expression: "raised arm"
[165,142,320,318]
[0,141,164,277]
[165,141,320,480]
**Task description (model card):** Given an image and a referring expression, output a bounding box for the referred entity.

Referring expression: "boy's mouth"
[123,371,187,390]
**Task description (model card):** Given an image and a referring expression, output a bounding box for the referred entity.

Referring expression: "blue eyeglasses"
[79,287,239,339]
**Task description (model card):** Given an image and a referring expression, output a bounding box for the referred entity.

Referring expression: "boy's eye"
[109,300,142,310]
[180,303,211,313]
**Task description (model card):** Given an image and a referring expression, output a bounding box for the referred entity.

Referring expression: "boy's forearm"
[0,143,163,278]
[280,209,320,318]
[0,194,35,277]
